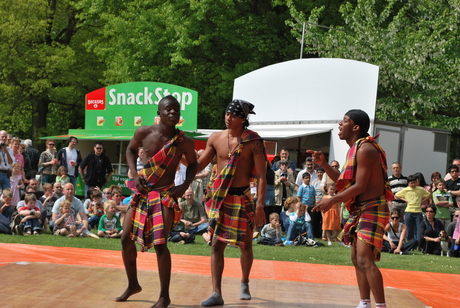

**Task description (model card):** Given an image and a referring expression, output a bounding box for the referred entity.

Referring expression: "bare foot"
[151,297,171,308]
[114,285,142,302]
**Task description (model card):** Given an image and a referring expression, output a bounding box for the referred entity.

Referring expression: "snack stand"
[41,82,199,196]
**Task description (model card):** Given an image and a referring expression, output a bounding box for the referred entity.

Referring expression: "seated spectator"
[432,179,453,228]
[280,196,298,233]
[25,178,44,199]
[53,200,83,237]
[0,189,14,234]
[18,193,42,235]
[52,182,64,199]
[418,205,445,255]
[87,190,104,230]
[168,224,195,244]
[383,210,418,254]
[285,202,313,245]
[446,208,460,257]
[39,183,58,231]
[97,200,123,238]
[180,188,210,243]
[17,186,46,229]
[112,189,128,225]
[258,212,283,246]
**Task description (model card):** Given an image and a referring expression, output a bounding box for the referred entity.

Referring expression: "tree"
[286,0,460,156]
[79,0,301,129]
[0,0,103,144]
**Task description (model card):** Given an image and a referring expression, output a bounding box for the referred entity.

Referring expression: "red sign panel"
[86,87,106,110]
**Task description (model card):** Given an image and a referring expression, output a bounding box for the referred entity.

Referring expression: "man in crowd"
[117,95,197,308]
[57,136,82,187]
[79,141,113,197]
[272,147,296,173]
[53,182,64,199]
[445,164,460,197]
[179,188,210,243]
[197,99,266,306]
[388,162,408,222]
[51,183,88,232]
[23,139,40,179]
[309,109,393,308]
[444,159,460,181]
[295,157,318,188]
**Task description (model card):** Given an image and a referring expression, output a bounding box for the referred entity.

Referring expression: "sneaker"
[11,215,22,235]
[177,240,185,245]
[284,241,293,245]
[67,234,75,238]
[328,241,332,246]
[14,225,23,236]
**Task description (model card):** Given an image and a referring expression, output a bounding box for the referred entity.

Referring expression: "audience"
[321,183,341,246]
[179,188,210,244]
[38,139,58,184]
[97,200,123,238]
[432,179,453,228]
[274,160,296,215]
[258,212,284,246]
[285,201,313,245]
[18,193,42,235]
[446,208,460,257]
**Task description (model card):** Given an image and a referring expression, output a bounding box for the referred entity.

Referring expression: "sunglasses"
[450,170,459,173]
[104,192,112,195]
[48,143,55,146]
[391,216,400,220]
[55,186,62,188]
[455,215,459,218]
[95,147,103,150]
[425,210,434,213]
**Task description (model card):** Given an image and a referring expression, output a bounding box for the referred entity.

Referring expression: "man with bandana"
[308,109,393,308]
[197,99,267,306]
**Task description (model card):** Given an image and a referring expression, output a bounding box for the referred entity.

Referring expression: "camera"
[0,142,5,147]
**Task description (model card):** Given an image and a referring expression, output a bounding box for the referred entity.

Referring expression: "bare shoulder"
[358,142,379,160]
[250,139,265,155]
[207,130,225,145]
[133,125,156,139]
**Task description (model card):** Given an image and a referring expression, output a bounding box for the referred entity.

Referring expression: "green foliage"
[79,0,300,129]
[0,0,103,143]
[286,0,460,139]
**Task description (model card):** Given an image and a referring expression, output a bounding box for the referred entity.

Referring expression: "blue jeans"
[42,174,56,184]
[405,212,422,240]
[188,223,208,235]
[286,221,313,241]
[69,175,77,188]
[20,218,41,232]
[0,172,11,192]
[88,215,101,229]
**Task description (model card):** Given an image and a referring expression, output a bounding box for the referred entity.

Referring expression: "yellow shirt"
[395,186,430,213]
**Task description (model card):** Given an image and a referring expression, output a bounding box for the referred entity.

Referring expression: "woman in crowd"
[418,204,445,255]
[38,139,58,184]
[430,172,442,193]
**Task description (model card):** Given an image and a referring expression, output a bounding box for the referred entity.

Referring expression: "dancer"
[116,95,197,308]
[197,99,267,306]
[309,109,393,308]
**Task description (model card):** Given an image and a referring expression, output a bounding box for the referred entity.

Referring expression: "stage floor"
[0,243,458,307]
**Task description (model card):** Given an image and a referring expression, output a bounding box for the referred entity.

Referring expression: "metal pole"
[300,22,306,59]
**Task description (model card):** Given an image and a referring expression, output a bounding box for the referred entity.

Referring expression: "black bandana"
[226,99,256,119]
[345,109,370,137]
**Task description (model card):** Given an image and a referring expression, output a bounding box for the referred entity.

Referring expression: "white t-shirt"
[66,148,78,176]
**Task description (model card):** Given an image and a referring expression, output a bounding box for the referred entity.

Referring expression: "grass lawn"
[1,231,458,275]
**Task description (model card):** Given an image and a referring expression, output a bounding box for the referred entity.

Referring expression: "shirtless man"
[116,95,197,308]
[309,109,392,308]
[197,99,266,306]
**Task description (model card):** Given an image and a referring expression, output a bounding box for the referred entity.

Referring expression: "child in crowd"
[111,189,127,225]
[285,202,313,245]
[39,183,56,231]
[18,193,41,235]
[87,190,104,230]
[432,179,453,228]
[102,188,112,200]
[0,189,14,234]
[53,200,82,237]
[395,174,430,241]
[258,212,283,246]
[9,163,23,207]
[297,173,316,209]
[97,200,122,238]
[280,196,299,233]
[56,166,70,186]
[321,183,341,246]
